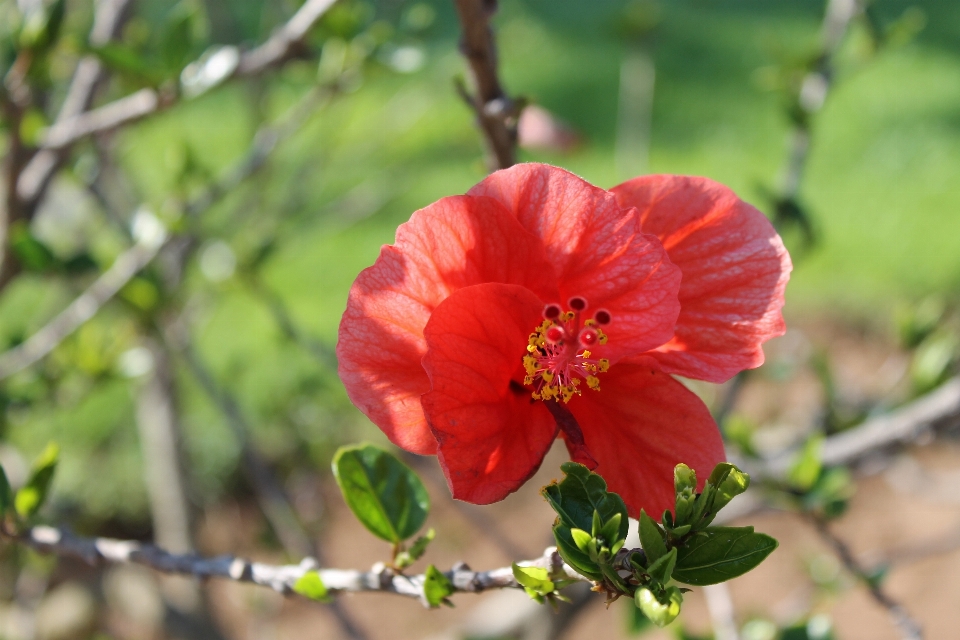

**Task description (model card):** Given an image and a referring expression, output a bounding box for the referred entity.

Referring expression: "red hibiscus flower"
[337,164,791,517]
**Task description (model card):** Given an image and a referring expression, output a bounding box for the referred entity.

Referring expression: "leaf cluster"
[543,462,778,627]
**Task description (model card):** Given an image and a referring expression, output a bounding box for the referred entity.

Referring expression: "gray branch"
[32,0,338,155]
[16,526,581,607]
[0,86,330,382]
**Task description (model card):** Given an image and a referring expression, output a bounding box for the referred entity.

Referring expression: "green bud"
[675,464,697,494]
[634,586,683,627]
[712,466,750,513]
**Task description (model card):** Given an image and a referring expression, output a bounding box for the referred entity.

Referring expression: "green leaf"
[332,444,429,543]
[512,563,555,602]
[600,513,622,546]
[570,527,593,553]
[0,464,13,518]
[553,523,603,581]
[542,462,629,543]
[293,571,331,602]
[634,586,683,627]
[15,442,59,519]
[646,547,677,585]
[639,510,668,565]
[673,526,778,586]
[423,564,454,608]
[395,528,436,569]
[788,436,824,491]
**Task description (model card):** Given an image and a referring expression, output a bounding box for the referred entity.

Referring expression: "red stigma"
[543,304,562,320]
[578,328,598,347]
[545,326,565,343]
[594,309,611,325]
[569,297,587,311]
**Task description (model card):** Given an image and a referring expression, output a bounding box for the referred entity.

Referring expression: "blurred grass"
[3,0,960,523]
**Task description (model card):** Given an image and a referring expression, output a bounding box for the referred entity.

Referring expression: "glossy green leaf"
[293,571,331,602]
[15,443,59,519]
[332,444,429,543]
[423,564,454,608]
[673,526,778,586]
[542,462,629,543]
[646,547,677,585]
[639,510,668,565]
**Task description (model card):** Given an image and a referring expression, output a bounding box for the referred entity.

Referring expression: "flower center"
[522,297,611,403]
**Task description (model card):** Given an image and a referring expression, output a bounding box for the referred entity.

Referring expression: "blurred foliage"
[0,0,957,616]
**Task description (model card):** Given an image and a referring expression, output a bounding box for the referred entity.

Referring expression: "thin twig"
[0,214,167,379]
[754,377,960,479]
[33,0,338,154]
[0,86,330,381]
[13,526,582,607]
[453,0,519,170]
[16,0,133,205]
[809,515,923,640]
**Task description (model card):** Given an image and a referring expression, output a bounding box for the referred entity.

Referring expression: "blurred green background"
[1,0,959,543]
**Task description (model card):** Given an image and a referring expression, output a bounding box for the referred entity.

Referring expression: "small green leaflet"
[673,526,778,586]
[293,571,331,602]
[512,563,554,602]
[332,444,429,543]
[15,442,59,519]
[423,565,454,608]
[638,510,668,565]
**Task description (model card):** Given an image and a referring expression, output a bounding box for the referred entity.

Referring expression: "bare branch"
[15,526,583,606]
[0,86,329,381]
[16,0,134,204]
[236,0,340,75]
[0,214,166,379]
[453,0,519,170]
[31,0,338,155]
[755,377,960,479]
[809,515,923,640]
[779,0,863,203]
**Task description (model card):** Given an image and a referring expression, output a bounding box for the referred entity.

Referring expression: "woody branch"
[453,0,519,170]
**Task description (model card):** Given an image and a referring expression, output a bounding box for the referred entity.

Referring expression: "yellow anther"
[581,350,591,358]
[527,344,537,353]
[586,375,601,390]
[563,311,575,321]
[571,378,581,386]
[598,358,610,372]
[532,391,541,400]
[561,386,576,403]
[541,385,557,400]
[598,334,608,345]
[584,319,596,326]
[524,376,534,385]
[541,371,555,383]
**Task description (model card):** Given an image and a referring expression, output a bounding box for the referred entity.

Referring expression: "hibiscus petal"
[469,163,682,361]
[337,196,559,455]
[612,175,792,382]
[569,357,726,519]
[421,283,558,504]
